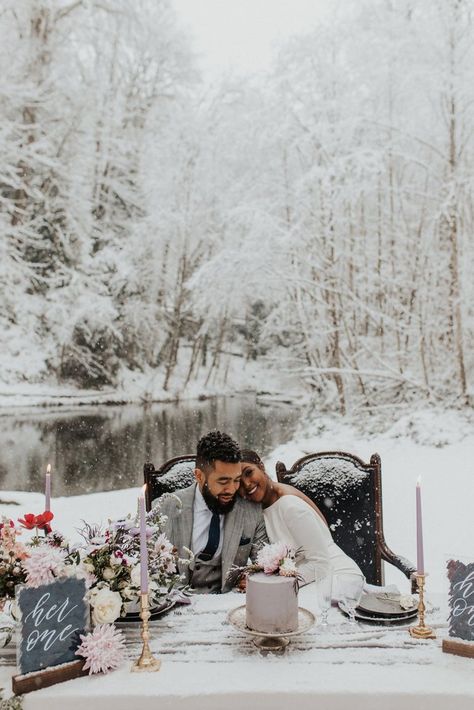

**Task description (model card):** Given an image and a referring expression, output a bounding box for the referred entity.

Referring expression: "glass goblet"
[341,574,364,625]
[315,569,333,627]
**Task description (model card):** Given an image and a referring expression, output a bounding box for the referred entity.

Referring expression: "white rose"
[102,567,116,581]
[90,588,122,625]
[82,562,95,574]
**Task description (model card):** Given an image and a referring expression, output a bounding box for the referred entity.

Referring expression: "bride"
[239,449,364,599]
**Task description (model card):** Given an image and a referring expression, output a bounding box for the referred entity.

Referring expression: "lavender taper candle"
[416,477,424,575]
[45,463,51,512]
[139,485,149,594]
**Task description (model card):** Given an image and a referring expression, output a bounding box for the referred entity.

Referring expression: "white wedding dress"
[263,495,364,600]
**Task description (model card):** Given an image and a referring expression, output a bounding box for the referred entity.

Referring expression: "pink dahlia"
[23,546,67,587]
[76,624,126,674]
[256,541,292,574]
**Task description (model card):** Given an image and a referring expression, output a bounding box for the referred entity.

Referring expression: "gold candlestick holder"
[131,592,162,672]
[409,573,436,639]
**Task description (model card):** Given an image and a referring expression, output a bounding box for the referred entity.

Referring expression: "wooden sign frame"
[13,576,90,693]
[12,659,88,695]
[442,638,474,659]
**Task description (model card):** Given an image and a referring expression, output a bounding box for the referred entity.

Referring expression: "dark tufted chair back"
[144,456,195,511]
[276,452,415,587]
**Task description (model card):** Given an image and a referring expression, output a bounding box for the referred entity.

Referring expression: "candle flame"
[416,475,421,486]
[46,464,51,474]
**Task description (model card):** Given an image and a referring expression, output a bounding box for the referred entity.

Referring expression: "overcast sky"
[173,0,334,80]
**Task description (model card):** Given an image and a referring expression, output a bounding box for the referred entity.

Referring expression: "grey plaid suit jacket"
[158,483,268,592]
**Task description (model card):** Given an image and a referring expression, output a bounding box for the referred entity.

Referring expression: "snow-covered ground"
[1,408,471,594]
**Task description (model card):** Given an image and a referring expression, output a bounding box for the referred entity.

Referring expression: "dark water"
[0,396,300,496]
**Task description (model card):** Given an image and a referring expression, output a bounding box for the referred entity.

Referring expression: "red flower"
[35,512,54,530]
[18,511,54,534]
[18,514,36,530]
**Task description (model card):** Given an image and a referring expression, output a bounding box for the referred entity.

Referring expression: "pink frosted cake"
[246,572,298,634]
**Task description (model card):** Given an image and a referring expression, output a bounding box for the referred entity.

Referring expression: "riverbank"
[0,407,472,593]
[0,357,305,409]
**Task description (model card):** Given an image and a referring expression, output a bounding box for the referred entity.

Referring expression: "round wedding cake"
[246,572,298,634]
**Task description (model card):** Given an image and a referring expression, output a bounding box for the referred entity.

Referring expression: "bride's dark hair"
[240,449,265,469]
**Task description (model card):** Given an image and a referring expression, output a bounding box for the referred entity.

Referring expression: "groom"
[159,430,267,593]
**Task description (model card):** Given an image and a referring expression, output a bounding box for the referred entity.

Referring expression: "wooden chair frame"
[144,455,195,511]
[276,451,416,588]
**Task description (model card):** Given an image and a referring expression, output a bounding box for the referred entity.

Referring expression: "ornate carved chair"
[144,455,195,511]
[275,451,415,588]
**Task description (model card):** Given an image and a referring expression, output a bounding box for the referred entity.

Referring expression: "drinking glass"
[340,574,364,625]
[315,569,333,627]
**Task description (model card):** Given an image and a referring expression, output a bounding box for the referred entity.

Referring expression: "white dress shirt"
[191,485,224,558]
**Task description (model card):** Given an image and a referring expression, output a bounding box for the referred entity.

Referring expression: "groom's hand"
[236,574,248,593]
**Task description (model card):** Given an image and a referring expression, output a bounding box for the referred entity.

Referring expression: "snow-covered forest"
[1,0,473,413]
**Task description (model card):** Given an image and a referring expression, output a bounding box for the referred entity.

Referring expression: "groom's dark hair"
[196,431,241,471]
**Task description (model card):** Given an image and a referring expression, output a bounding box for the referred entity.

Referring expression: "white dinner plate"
[357,592,418,618]
[338,602,417,624]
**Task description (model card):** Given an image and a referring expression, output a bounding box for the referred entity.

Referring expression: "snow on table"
[1,586,473,710]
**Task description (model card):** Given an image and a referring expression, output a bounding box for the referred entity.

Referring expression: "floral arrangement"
[76,624,126,674]
[73,506,181,624]
[256,541,299,576]
[0,504,183,626]
[227,541,303,588]
[0,519,28,598]
[0,512,63,598]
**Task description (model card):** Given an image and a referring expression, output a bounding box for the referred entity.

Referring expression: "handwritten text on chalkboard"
[447,559,474,641]
[17,577,89,674]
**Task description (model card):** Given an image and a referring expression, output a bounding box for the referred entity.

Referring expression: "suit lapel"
[221,499,244,587]
[175,483,195,553]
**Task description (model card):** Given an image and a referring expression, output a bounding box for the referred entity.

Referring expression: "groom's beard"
[202,482,236,515]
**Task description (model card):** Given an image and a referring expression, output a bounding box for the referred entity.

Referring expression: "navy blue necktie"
[198,512,220,561]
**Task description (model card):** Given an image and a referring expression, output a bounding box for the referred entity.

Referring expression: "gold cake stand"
[227,605,315,652]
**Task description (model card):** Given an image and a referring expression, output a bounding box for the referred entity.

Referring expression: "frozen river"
[0,395,300,496]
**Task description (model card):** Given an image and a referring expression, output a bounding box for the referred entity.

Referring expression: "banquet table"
[1,586,473,710]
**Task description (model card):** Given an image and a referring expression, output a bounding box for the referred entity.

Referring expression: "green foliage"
[0,689,23,710]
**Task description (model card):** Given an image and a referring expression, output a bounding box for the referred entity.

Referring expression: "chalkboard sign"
[447,559,474,641]
[17,577,89,674]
